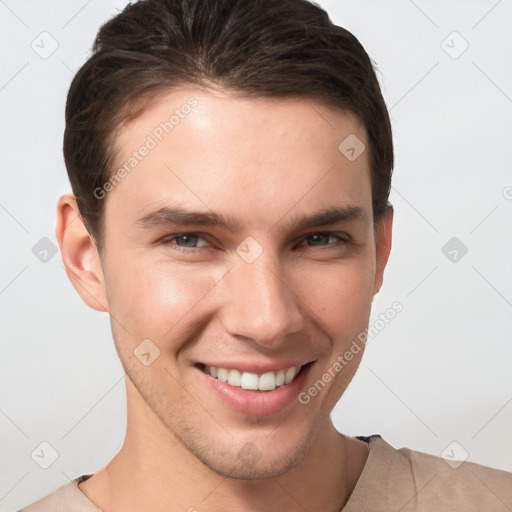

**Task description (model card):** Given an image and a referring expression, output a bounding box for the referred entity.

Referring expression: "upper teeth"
[205,365,301,391]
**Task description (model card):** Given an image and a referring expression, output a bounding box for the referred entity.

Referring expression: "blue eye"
[160,234,209,251]
[301,233,348,247]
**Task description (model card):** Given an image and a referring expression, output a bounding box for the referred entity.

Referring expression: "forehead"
[105,87,372,232]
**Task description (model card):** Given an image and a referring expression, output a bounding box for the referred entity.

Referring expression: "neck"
[79,378,368,512]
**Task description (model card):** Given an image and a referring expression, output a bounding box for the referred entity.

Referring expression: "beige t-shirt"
[18,435,512,511]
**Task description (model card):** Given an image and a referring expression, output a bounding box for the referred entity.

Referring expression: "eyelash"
[159,232,350,253]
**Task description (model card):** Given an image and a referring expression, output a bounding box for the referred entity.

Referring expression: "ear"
[373,204,393,296]
[55,193,109,312]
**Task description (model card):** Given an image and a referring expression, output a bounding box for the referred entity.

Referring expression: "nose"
[219,251,305,347]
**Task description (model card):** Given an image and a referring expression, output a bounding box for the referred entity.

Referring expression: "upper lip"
[195,360,316,374]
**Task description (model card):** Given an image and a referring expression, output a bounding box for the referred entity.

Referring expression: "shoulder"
[18,475,102,512]
[347,435,512,511]
[401,442,511,507]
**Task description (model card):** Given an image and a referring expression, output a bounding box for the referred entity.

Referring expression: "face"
[74,88,392,479]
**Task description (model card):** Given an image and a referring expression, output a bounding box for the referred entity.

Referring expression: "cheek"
[295,255,375,338]
[104,257,222,344]
[294,260,374,411]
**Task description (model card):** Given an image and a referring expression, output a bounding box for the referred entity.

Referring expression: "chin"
[198,441,310,480]
[185,421,316,481]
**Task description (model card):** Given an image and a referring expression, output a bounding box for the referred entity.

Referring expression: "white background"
[1,0,511,509]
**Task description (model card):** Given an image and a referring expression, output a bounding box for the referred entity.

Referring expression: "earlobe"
[373,204,393,296]
[55,194,109,312]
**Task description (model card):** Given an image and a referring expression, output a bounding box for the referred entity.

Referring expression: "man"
[20,0,512,510]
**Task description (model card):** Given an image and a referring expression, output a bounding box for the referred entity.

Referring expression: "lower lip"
[196,363,314,416]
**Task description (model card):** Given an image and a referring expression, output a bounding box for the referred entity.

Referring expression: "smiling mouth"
[195,361,314,392]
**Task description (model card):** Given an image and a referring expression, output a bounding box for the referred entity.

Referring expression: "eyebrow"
[135,204,369,233]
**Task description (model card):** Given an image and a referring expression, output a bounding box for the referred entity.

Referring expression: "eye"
[298,232,349,249]
[160,233,211,252]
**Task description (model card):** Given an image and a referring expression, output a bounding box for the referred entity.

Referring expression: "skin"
[56,87,393,512]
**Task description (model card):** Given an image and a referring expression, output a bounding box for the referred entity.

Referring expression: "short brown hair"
[64,0,393,252]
